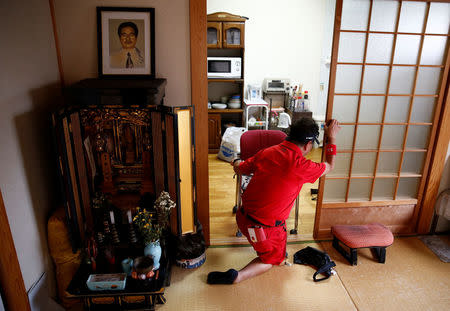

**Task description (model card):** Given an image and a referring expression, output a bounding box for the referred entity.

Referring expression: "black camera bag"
[293,246,336,282]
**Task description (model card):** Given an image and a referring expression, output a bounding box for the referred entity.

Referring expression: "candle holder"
[110,223,121,245]
[103,216,111,235]
[128,223,138,245]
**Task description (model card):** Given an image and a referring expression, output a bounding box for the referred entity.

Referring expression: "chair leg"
[373,247,386,263]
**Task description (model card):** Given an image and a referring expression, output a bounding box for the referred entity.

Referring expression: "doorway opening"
[206,0,336,245]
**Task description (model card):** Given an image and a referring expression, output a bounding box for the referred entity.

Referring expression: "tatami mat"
[159,243,356,311]
[68,237,450,310]
[321,237,450,311]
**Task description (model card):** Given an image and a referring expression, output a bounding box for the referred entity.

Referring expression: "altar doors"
[314,0,450,238]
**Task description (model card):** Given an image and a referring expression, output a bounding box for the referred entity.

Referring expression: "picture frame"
[97,7,155,78]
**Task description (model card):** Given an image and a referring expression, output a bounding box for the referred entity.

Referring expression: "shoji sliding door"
[314,0,450,238]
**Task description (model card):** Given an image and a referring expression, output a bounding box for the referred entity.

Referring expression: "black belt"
[240,208,285,227]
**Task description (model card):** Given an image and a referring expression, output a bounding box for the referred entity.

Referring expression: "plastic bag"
[217,127,246,162]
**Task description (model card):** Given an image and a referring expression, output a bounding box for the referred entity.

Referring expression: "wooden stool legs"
[332,237,387,265]
[373,247,386,263]
[333,237,357,265]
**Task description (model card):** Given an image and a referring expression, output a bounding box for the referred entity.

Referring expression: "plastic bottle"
[303,91,310,111]
[295,96,303,112]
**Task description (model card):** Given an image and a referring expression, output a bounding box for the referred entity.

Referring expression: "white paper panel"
[406,125,431,149]
[377,152,401,174]
[323,179,348,202]
[416,67,442,95]
[348,178,371,201]
[426,3,450,34]
[338,32,366,63]
[394,35,421,64]
[341,0,370,31]
[373,178,396,201]
[359,96,384,123]
[335,65,362,93]
[362,66,389,94]
[332,95,358,122]
[336,125,355,150]
[420,36,448,66]
[370,0,399,32]
[385,96,410,123]
[366,34,394,64]
[411,97,436,123]
[397,177,420,199]
[352,152,376,176]
[355,125,380,150]
[381,125,405,150]
[402,152,426,175]
[397,1,427,33]
[389,66,415,94]
[328,153,351,177]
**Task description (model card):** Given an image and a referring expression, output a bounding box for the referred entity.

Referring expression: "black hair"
[118,22,138,38]
[286,117,319,146]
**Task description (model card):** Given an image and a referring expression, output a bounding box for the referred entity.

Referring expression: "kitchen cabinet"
[208,113,221,152]
[207,22,222,49]
[207,21,245,49]
[207,12,248,153]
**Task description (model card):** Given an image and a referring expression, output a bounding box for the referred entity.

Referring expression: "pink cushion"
[331,223,394,248]
[240,130,286,160]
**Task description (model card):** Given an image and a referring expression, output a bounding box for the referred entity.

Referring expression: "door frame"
[190,0,450,243]
[0,189,32,311]
[190,0,210,244]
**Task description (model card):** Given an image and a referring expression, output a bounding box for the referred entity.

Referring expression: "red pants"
[236,210,286,265]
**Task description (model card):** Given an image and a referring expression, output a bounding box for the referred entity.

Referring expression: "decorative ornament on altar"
[154,191,176,230]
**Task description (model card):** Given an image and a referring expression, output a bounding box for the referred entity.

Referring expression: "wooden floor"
[208,148,322,245]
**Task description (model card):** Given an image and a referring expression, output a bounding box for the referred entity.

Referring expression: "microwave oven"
[207,57,242,78]
[263,78,290,92]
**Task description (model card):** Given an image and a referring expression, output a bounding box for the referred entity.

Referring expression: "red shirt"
[239,140,325,226]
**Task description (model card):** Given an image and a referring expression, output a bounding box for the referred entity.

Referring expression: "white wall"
[0,0,60,295]
[54,0,191,107]
[208,0,335,118]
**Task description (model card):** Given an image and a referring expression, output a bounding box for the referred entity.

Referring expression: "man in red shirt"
[207,117,340,284]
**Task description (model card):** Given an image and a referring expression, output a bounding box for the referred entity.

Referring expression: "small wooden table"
[67,261,170,311]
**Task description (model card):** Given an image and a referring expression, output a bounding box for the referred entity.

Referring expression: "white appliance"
[263,78,291,92]
[207,57,242,78]
[247,84,262,101]
[277,112,291,128]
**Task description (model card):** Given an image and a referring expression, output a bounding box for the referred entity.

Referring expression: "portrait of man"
[109,21,145,68]
[98,7,154,77]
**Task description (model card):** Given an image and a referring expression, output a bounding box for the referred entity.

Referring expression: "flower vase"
[144,240,161,270]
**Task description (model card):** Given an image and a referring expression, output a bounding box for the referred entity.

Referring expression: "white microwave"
[207,57,242,78]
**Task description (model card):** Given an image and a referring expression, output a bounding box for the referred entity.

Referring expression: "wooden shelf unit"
[207,12,247,153]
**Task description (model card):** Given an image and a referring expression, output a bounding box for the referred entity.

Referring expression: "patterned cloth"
[332,223,394,248]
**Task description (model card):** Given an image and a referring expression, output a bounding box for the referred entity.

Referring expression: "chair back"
[240,130,287,160]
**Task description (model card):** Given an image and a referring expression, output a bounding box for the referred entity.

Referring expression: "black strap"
[313,261,336,282]
[240,208,284,227]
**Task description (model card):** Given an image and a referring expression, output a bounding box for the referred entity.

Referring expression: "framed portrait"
[97,7,155,78]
